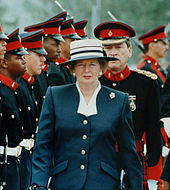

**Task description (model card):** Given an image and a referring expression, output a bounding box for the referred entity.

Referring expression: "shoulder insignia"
[133,69,158,80]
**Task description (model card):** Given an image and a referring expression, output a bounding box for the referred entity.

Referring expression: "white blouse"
[76,82,101,117]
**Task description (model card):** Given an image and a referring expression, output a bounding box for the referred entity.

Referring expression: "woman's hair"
[69,58,108,75]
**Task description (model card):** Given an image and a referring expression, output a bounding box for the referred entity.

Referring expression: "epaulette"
[133,69,158,80]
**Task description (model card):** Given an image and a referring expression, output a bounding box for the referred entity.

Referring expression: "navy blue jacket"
[32,84,142,190]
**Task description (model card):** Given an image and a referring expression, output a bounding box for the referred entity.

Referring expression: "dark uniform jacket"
[160,66,170,118]
[138,55,166,93]
[99,66,161,167]
[0,74,23,147]
[17,72,39,139]
[32,84,142,190]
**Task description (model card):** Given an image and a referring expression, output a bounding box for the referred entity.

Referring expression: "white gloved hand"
[161,117,170,138]
[162,146,169,157]
[147,179,158,190]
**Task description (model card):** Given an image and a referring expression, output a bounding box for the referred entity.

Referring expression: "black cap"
[20,30,47,55]
[94,21,136,45]
[6,28,28,55]
[60,18,82,40]
[73,20,88,39]
[138,25,168,45]
[24,18,65,42]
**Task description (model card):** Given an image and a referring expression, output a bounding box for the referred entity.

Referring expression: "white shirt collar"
[76,82,101,117]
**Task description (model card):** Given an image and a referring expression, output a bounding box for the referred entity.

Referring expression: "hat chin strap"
[101,38,127,45]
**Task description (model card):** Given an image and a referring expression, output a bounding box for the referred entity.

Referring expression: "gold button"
[81,150,86,155]
[82,135,87,140]
[28,106,31,111]
[80,165,85,170]
[83,120,88,125]
[112,83,116,86]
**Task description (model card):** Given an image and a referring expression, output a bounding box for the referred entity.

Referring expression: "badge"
[108,30,113,37]
[109,92,115,99]
[129,95,136,111]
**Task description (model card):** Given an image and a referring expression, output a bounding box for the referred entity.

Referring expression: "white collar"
[76,82,101,117]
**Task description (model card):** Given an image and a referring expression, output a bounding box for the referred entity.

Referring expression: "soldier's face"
[23,51,45,76]
[104,42,132,73]
[60,38,75,60]
[0,39,7,60]
[4,54,26,80]
[152,40,169,58]
[43,37,61,62]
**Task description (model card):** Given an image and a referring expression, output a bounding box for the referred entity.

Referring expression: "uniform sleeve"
[32,87,55,187]
[144,79,162,166]
[116,94,143,190]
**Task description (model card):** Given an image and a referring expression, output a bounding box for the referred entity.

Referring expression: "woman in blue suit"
[31,39,142,190]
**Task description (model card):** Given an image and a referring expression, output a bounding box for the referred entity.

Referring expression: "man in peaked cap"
[94,21,162,190]
[58,18,81,63]
[137,25,169,90]
[16,29,47,190]
[0,28,28,190]
[0,24,8,189]
[24,18,66,109]
[0,24,8,60]
[73,19,88,39]
[137,25,169,189]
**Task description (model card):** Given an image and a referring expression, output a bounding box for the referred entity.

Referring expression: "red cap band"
[100,29,130,38]
[6,40,23,51]
[75,29,86,36]
[61,27,75,36]
[141,32,167,45]
[22,40,43,49]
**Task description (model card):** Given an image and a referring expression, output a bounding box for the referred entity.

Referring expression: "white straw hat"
[61,39,117,66]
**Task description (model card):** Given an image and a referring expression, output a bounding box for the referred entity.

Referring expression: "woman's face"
[73,58,102,86]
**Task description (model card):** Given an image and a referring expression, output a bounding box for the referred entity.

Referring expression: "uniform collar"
[56,57,70,69]
[104,65,131,81]
[22,72,34,84]
[0,73,18,90]
[145,54,159,68]
[41,62,49,72]
[56,57,67,64]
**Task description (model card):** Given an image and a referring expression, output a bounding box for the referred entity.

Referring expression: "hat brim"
[101,38,127,46]
[30,48,48,55]
[161,38,169,45]
[48,34,65,42]
[15,47,29,55]
[60,55,118,66]
[63,33,82,40]
[0,32,8,40]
